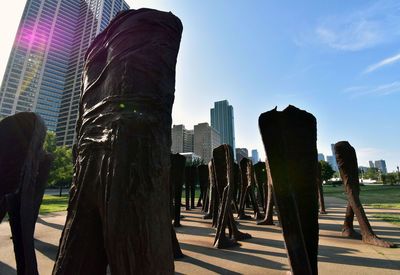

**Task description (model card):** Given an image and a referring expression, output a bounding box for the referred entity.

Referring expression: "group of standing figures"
[170,105,396,275]
[0,7,396,275]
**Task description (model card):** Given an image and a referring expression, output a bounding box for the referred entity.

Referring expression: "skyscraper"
[0,0,129,145]
[326,156,335,170]
[194,122,220,163]
[374,160,387,173]
[0,0,80,131]
[251,149,259,164]
[210,100,236,158]
[330,144,338,171]
[317,153,325,161]
[369,161,374,168]
[56,0,129,146]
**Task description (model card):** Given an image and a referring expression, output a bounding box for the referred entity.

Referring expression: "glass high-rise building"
[56,0,130,146]
[330,144,338,171]
[251,149,259,164]
[0,0,80,131]
[0,0,129,144]
[210,100,236,159]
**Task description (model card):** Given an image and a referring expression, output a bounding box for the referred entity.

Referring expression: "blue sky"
[1,1,399,171]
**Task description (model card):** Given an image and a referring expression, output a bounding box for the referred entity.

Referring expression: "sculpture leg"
[190,167,196,209]
[171,227,183,259]
[342,202,361,239]
[171,154,185,227]
[7,193,31,275]
[213,187,237,249]
[203,181,214,220]
[174,179,183,227]
[185,167,190,210]
[335,141,395,248]
[317,162,327,214]
[257,183,274,225]
[53,153,108,275]
[248,185,264,220]
[237,181,250,220]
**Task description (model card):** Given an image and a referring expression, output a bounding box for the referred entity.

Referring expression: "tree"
[364,167,379,180]
[319,160,335,182]
[43,131,73,188]
[43,130,57,154]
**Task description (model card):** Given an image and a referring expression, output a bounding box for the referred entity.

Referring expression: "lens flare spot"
[262,168,265,172]
[120,104,125,108]
[133,109,137,113]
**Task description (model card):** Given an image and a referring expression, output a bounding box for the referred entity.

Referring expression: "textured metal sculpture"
[238,158,264,220]
[170,153,186,227]
[334,141,395,248]
[168,154,184,258]
[259,105,319,275]
[197,164,209,210]
[53,9,183,274]
[184,166,191,210]
[317,162,327,214]
[0,112,53,275]
[213,144,251,249]
[255,162,275,225]
[203,161,218,225]
[232,162,240,213]
[190,166,197,209]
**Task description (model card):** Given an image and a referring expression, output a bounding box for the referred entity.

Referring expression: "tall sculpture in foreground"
[0,112,53,275]
[334,141,395,248]
[53,9,183,274]
[259,105,319,275]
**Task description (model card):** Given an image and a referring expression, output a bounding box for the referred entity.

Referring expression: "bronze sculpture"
[53,9,183,274]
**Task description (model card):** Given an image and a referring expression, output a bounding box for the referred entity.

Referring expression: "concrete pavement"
[0,197,399,274]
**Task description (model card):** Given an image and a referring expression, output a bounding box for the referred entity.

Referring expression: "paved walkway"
[0,197,399,274]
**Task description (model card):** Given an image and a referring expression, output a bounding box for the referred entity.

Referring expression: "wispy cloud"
[364,53,400,73]
[343,81,400,98]
[296,1,400,51]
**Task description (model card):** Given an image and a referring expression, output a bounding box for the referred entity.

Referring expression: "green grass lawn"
[39,195,69,214]
[323,184,400,226]
[38,185,400,226]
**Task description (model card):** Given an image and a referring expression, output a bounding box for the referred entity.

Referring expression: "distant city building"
[236,148,248,164]
[210,100,236,159]
[326,156,335,170]
[171,124,194,154]
[330,144,338,171]
[317,153,325,161]
[251,149,259,164]
[374,160,387,173]
[193,122,220,164]
[0,0,129,145]
[359,166,368,173]
[369,161,374,168]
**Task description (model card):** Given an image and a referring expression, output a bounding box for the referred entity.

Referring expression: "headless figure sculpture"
[335,141,395,248]
[238,158,264,220]
[0,112,53,275]
[259,105,319,275]
[53,9,183,274]
[213,144,251,249]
